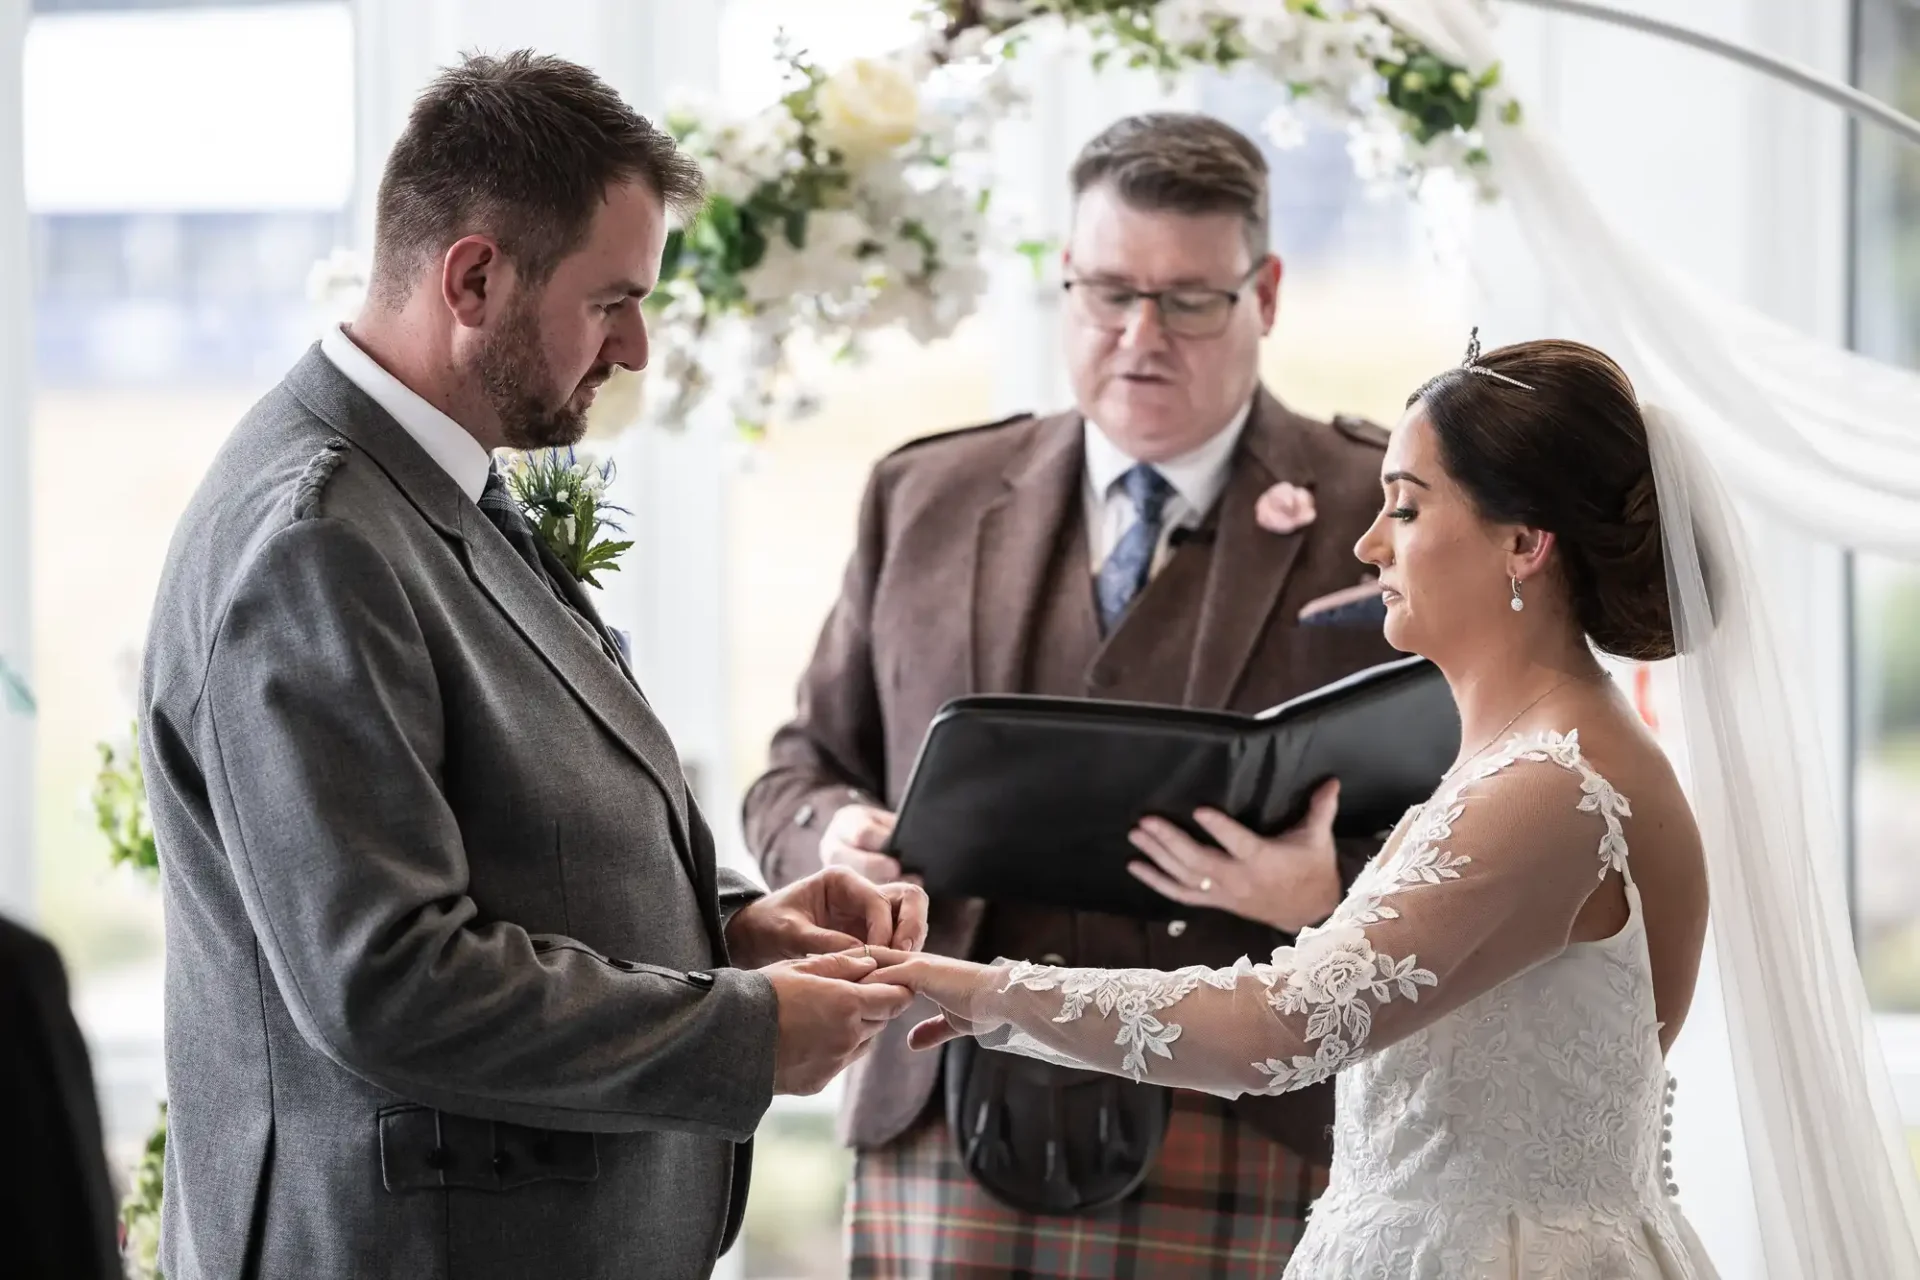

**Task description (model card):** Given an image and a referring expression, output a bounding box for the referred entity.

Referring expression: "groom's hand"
[766,951,915,1096]
[725,866,930,969]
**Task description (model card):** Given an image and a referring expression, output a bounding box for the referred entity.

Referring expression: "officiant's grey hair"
[1070,112,1270,260]
[368,51,704,308]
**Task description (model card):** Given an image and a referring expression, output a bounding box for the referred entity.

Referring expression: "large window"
[23,0,354,1169]
[1850,0,1920,1016]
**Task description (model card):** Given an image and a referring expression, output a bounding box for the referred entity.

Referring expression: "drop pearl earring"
[1510,577,1525,613]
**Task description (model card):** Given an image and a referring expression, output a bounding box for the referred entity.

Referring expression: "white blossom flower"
[1348,120,1409,187]
[1262,103,1309,151]
[1154,0,1222,49]
[981,0,1036,21]
[816,58,921,162]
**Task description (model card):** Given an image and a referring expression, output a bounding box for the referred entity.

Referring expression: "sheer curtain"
[1374,2,1920,1275]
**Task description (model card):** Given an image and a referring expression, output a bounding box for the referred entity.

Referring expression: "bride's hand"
[862,948,999,1052]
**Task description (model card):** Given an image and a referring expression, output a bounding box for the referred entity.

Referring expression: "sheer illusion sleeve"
[963,733,1630,1097]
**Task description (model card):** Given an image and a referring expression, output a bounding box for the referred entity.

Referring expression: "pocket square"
[1299,580,1387,627]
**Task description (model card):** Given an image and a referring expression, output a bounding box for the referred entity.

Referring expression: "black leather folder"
[887,655,1460,920]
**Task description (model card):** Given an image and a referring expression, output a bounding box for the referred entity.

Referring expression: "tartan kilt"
[846,1090,1328,1279]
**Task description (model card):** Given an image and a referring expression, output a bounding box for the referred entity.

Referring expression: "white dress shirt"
[319,323,494,503]
[1083,398,1252,574]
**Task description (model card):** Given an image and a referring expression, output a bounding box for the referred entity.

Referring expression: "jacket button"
[1167,920,1188,937]
[1039,953,1067,967]
[686,970,716,988]
[425,1146,449,1171]
[794,803,815,828]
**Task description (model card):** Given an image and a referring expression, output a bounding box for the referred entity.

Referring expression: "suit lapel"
[458,502,693,843]
[1184,390,1317,707]
[287,349,701,888]
[969,414,1085,693]
[537,542,638,686]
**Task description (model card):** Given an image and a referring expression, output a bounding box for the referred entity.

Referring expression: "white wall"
[0,0,33,924]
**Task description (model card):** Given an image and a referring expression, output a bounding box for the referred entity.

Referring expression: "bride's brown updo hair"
[1409,338,1676,661]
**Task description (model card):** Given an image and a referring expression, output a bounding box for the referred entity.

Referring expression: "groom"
[140,52,922,1280]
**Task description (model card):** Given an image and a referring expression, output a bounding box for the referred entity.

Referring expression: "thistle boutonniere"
[501,448,635,589]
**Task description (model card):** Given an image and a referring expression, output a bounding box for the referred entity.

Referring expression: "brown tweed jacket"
[742,388,1401,1163]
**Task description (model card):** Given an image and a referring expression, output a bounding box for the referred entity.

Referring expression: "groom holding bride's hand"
[139,52,923,1280]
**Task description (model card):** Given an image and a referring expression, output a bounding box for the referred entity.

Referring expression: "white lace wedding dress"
[962,729,1718,1278]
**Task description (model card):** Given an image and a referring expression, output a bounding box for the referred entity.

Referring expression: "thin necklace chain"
[1442,670,1610,781]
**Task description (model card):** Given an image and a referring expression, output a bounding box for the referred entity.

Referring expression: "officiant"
[742,112,1401,1276]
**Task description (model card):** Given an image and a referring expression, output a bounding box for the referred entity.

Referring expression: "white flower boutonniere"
[501,448,634,589]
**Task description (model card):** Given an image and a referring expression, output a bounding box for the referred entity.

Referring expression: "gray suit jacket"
[141,348,779,1280]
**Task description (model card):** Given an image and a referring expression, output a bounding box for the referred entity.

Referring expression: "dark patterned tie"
[479,469,546,577]
[479,469,629,672]
[1095,463,1175,635]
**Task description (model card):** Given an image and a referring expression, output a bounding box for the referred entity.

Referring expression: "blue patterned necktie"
[1095,463,1175,635]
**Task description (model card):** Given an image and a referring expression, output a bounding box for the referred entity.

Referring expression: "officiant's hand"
[767,951,915,1096]
[819,804,907,884]
[726,866,930,970]
[1126,778,1344,933]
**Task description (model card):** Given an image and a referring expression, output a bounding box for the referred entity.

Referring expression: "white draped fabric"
[1375,0,1920,554]
[1376,2,1920,1275]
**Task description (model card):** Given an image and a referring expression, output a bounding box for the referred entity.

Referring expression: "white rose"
[815,59,921,163]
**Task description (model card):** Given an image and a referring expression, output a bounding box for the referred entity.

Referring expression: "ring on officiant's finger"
[1198,877,1214,894]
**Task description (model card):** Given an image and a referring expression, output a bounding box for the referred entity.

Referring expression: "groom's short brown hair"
[1070,112,1270,261]
[369,51,704,308]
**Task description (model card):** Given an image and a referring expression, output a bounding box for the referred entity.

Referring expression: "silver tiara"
[1461,327,1535,391]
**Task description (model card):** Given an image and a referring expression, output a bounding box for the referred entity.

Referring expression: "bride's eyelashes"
[1389,505,1418,522]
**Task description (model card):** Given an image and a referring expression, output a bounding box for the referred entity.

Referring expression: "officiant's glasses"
[1062,264,1262,340]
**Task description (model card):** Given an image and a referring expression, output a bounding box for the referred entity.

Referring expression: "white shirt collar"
[320,323,495,503]
[1083,397,1253,515]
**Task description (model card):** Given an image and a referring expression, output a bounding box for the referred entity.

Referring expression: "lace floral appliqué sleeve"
[968,732,1632,1099]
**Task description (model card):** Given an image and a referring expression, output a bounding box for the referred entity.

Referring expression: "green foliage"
[661,42,866,325]
[502,449,635,590]
[932,0,1511,168]
[1865,572,1920,740]
[1014,237,1056,280]
[94,723,158,877]
[0,654,32,716]
[1380,46,1509,146]
[119,1101,166,1280]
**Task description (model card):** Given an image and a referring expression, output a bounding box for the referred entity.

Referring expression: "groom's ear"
[441,234,510,329]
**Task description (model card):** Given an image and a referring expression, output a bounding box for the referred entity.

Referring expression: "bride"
[865,336,1920,1278]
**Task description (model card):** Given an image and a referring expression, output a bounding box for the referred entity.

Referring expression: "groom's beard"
[479,299,605,451]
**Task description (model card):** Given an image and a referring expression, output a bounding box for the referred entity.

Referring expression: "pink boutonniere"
[1255,481,1317,535]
